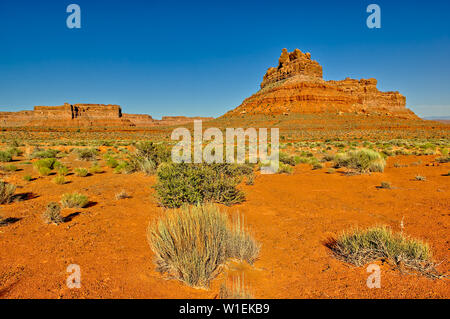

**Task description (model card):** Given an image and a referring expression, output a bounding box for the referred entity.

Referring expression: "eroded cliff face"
[224,49,418,119]
[0,103,214,128]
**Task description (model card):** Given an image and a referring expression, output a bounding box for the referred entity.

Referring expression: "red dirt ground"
[0,154,448,299]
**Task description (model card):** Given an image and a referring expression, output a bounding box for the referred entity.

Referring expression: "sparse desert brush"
[147,204,260,288]
[380,181,391,189]
[327,226,441,278]
[6,147,23,157]
[74,167,89,177]
[74,148,98,161]
[277,163,293,174]
[0,180,16,204]
[113,161,132,174]
[37,166,52,176]
[29,148,59,159]
[327,168,336,174]
[53,175,66,185]
[435,156,450,163]
[89,163,103,174]
[33,158,59,170]
[23,175,32,182]
[279,152,296,166]
[134,141,170,165]
[415,175,426,181]
[333,148,386,173]
[42,202,64,225]
[155,163,247,208]
[220,276,254,299]
[61,193,89,208]
[115,190,129,200]
[0,151,13,162]
[312,162,323,170]
[105,156,119,168]
[57,165,69,176]
[2,164,18,172]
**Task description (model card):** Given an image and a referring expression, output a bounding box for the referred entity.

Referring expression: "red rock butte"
[0,103,213,128]
[224,48,418,118]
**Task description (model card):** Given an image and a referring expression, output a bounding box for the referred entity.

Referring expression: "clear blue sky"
[0,0,449,118]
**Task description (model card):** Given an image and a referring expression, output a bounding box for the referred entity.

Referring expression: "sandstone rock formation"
[224,49,417,119]
[0,103,214,128]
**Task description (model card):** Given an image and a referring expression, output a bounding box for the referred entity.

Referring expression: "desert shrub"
[147,204,260,288]
[2,164,18,172]
[57,166,69,176]
[435,156,450,163]
[380,181,391,189]
[42,202,64,225]
[134,141,170,166]
[61,193,89,208]
[279,152,296,166]
[74,167,89,177]
[33,158,59,170]
[115,190,129,200]
[53,176,66,184]
[328,226,440,278]
[0,151,12,162]
[105,157,119,168]
[327,168,336,174]
[334,149,386,173]
[0,181,16,204]
[23,175,32,181]
[277,163,293,174]
[30,148,59,159]
[219,277,254,299]
[155,163,247,208]
[6,147,23,157]
[37,166,52,176]
[113,161,132,174]
[312,162,323,170]
[89,163,103,174]
[415,175,426,181]
[74,148,98,161]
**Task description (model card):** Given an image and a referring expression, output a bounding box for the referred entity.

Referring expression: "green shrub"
[74,148,98,161]
[334,149,386,173]
[279,152,296,166]
[30,148,59,159]
[6,147,23,157]
[2,164,18,172]
[33,158,59,170]
[0,151,12,162]
[57,166,69,176]
[0,181,16,204]
[328,226,440,278]
[23,175,32,182]
[148,204,260,288]
[74,167,89,177]
[278,163,293,174]
[53,176,66,184]
[105,157,119,168]
[89,163,103,174]
[380,181,391,189]
[155,163,247,208]
[42,202,64,225]
[37,166,52,176]
[61,193,89,208]
[435,156,450,163]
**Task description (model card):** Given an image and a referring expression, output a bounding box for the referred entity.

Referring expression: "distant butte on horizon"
[223,48,418,119]
[0,48,437,128]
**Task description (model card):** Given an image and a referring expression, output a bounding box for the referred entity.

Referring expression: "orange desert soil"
[0,155,449,299]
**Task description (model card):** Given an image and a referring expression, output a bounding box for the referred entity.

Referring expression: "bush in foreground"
[327,226,441,278]
[155,163,251,208]
[147,204,260,288]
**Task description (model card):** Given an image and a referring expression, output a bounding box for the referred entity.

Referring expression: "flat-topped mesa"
[261,48,323,89]
[224,48,418,119]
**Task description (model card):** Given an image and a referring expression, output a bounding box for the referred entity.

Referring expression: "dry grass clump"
[74,167,89,177]
[115,190,129,200]
[415,175,426,181]
[334,148,386,173]
[42,202,64,225]
[219,276,254,299]
[0,181,16,204]
[53,176,66,185]
[61,193,89,208]
[327,226,442,278]
[147,204,260,288]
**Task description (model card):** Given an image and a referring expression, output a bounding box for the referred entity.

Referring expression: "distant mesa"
[224,48,418,119]
[0,103,213,128]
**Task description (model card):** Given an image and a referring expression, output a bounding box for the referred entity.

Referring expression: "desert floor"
[0,151,448,298]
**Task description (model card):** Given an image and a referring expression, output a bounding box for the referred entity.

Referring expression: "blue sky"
[0,0,449,118]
